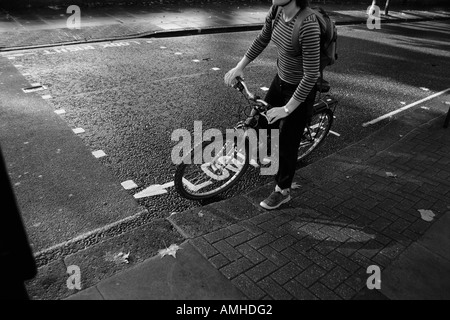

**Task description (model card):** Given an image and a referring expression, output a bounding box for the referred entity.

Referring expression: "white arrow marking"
[133,181,174,199]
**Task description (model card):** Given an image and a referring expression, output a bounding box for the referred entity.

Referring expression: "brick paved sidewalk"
[168,104,450,300]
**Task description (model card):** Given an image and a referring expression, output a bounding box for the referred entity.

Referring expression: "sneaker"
[260,187,291,210]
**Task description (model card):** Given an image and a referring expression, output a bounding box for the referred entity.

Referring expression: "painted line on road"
[121,180,138,190]
[42,94,52,99]
[54,109,66,115]
[329,130,341,137]
[72,128,85,134]
[92,150,106,158]
[362,88,450,127]
[33,209,147,259]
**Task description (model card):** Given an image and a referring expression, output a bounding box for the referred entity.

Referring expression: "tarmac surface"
[0,0,449,301]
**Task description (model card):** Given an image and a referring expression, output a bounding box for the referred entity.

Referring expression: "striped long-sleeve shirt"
[245,6,320,104]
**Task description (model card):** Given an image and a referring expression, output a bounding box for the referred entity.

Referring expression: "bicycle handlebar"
[233,77,270,113]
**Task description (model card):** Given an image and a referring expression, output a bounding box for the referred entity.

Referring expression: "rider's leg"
[275,87,316,191]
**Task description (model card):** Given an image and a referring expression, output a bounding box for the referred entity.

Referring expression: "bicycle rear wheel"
[174,132,249,200]
[297,109,333,162]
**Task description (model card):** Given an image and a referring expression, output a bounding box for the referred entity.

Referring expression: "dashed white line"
[72,128,85,134]
[121,180,138,190]
[54,109,66,115]
[42,94,52,99]
[92,150,106,158]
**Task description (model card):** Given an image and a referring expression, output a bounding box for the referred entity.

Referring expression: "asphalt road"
[2,20,449,253]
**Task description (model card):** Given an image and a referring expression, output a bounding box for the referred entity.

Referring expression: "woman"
[224,0,320,210]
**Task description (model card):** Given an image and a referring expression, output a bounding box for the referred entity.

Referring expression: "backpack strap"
[291,7,316,55]
[271,5,282,30]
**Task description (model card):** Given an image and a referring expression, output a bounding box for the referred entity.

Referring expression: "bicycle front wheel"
[174,132,250,200]
[297,109,333,162]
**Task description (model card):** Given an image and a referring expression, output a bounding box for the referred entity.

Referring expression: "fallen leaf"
[106,251,131,264]
[159,244,181,259]
[291,182,301,189]
[418,209,435,222]
[198,210,204,217]
[386,172,397,178]
[116,252,130,264]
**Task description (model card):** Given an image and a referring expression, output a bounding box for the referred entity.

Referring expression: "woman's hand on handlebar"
[224,67,244,87]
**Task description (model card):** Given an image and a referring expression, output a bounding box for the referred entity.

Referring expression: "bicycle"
[174,76,338,200]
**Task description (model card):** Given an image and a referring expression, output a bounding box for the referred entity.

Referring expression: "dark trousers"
[260,74,316,190]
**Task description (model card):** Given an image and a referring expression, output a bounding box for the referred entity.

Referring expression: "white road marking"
[260,87,269,91]
[72,128,85,134]
[54,109,65,115]
[329,130,341,137]
[174,52,182,55]
[133,181,174,199]
[182,178,212,192]
[34,209,146,258]
[212,67,220,71]
[362,88,450,127]
[192,59,200,62]
[121,180,138,190]
[42,94,52,99]
[92,150,106,158]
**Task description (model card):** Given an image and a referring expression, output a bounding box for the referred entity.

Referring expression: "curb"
[1,15,449,52]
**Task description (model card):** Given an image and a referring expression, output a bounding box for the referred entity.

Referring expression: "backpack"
[272,6,338,72]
